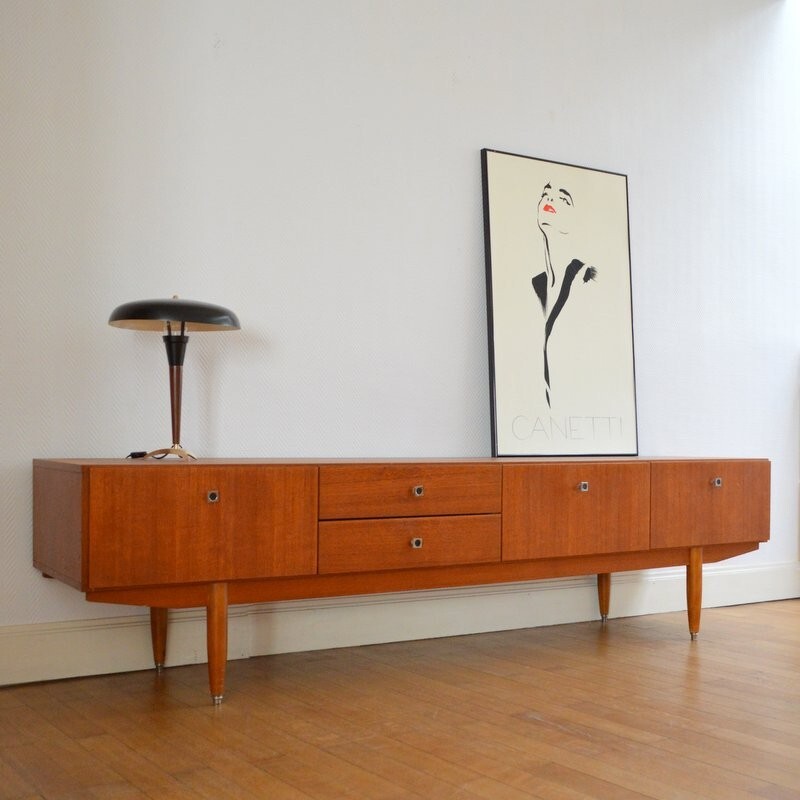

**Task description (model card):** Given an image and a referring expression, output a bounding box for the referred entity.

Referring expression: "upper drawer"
[502,462,651,560]
[319,463,502,520]
[650,460,770,548]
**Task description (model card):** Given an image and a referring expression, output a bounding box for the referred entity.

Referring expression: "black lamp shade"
[108,297,240,331]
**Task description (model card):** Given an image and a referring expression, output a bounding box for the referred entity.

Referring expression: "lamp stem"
[168,364,183,447]
[160,333,189,456]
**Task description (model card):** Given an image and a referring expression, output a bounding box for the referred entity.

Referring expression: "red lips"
[542,203,556,213]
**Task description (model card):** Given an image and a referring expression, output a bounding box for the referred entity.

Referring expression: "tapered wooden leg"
[597,573,611,623]
[687,547,703,640]
[206,582,228,704]
[149,607,168,672]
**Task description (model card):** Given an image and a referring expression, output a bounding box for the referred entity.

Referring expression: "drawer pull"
[410,537,424,549]
[412,485,425,497]
[207,490,220,503]
[578,481,590,493]
[711,477,723,488]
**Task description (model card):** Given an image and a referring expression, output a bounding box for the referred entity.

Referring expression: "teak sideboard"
[32,457,770,703]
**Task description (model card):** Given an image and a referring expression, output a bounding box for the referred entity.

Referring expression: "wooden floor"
[0,600,798,800]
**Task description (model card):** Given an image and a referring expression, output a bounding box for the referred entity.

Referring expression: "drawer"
[502,462,650,560]
[319,463,502,520]
[318,514,501,574]
[651,460,770,548]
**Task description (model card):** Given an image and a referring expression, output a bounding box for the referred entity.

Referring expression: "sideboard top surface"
[33,456,771,469]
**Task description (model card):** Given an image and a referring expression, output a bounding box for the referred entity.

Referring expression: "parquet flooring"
[1,599,798,799]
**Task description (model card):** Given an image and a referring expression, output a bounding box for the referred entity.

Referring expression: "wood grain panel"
[32,461,86,589]
[87,465,223,589]
[319,463,501,519]
[319,515,501,574]
[86,464,317,589]
[222,465,317,580]
[650,459,770,548]
[502,462,650,560]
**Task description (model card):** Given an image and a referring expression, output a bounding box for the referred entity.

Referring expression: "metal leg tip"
[600,614,608,624]
[154,663,164,674]
[690,632,698,641]
[212,694,224,705]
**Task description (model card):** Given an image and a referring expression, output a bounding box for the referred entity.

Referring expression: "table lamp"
[108,296,240,459]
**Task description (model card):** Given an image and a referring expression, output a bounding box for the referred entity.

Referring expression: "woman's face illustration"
[537,182,574,235]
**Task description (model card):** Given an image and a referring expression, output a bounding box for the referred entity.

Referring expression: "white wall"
[1,0,798,683]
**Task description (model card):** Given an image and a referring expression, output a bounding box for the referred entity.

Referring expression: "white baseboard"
[3,561,798,687]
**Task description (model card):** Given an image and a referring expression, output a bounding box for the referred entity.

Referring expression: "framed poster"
[481,149,638,456]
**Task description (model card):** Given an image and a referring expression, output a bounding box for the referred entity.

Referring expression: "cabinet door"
[650,460,770,548]
[502,462,650,560]
[87,465,317,589]
[319,463,501,519]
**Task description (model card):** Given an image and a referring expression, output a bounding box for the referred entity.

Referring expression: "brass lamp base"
[145,445,196,460]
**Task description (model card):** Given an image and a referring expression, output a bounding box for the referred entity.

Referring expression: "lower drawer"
[318,515,501,574]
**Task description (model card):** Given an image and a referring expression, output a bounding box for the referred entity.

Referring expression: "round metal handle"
[578,481,590,493]
[410,537,424,549]
[711,477,723,488]
[412,485,425,497]
[207,490,220,503]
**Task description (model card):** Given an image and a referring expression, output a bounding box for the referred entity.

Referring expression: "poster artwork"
[481,149,638,456]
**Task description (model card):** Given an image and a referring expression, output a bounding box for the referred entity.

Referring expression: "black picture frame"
[482,148,638,457]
